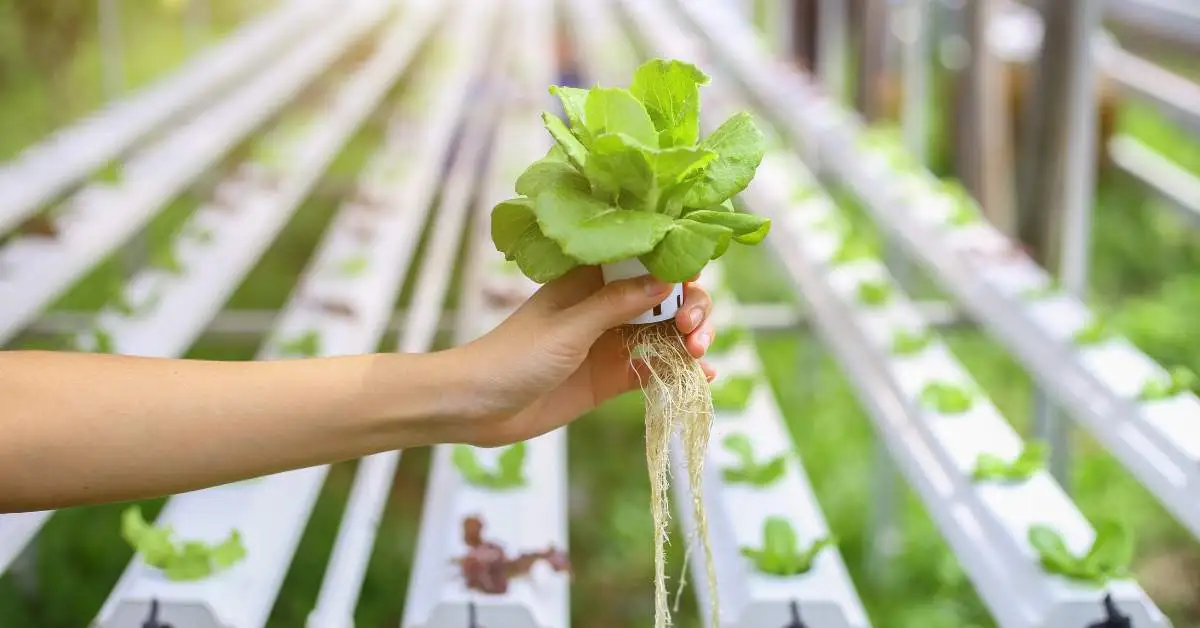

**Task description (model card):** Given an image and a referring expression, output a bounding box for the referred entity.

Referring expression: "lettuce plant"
[86,327,115,354]
[1137,365,1198,401]
[792,184,820,204]
[1020,281,1060,300]
[813,214,844,234]
[721,434,786,486]
[1028,519,1133,586]
[151,243,185,276]
[278,330,320,357]
[107,277,153,318]
[452,442,527,490]
[940,180,980,227]
[1072,317,1113,346]
[93,160,123,185]
[972,441,1046,482]
[855,278,893,307]
[890,328,933,356]
[919,381,975,414]
[335,255,370,277]
[121,505,246,581]
[831,234,879,266]
[490,59,770,283]
[711,374,757,412]
[858,125,918,174]
[740,517,835,577]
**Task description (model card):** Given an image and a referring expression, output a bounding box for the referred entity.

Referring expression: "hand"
[454,266,717,447]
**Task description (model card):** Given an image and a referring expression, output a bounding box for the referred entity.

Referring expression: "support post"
[1019,0,1103,491]
[98,0,124,100]
[817,0,847,102]
[971,0,1017,234]
[185,0,212,51]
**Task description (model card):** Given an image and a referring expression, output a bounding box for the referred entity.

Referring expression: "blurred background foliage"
[0,1,1198,627]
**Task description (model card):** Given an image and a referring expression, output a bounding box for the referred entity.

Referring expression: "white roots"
[627,321,717,628]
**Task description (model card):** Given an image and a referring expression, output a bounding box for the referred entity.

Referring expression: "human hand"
[454,266,716,447]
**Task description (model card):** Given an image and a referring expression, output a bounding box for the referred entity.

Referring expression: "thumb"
[559,274,674,339]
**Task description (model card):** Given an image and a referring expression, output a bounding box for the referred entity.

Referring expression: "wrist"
[368,348,492,448]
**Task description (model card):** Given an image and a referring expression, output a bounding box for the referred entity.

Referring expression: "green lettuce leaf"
[584,87,658,148]
[534,182,673,264]
[492,198,537,260]
[640,218,732,282]
[682,209,771,244]
[542,112,589,172]
[684,112,765,207]
[549,85,592,145]
[630,59,709,148]
[511,222,578,283]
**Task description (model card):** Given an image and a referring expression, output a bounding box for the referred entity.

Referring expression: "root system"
[627,320,717,628]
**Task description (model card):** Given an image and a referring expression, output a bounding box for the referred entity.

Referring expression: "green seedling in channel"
[150,243,185,276]
[107,276,164,318]
[278,330,320,357]
[972,441,1047,482]
[740,516,836,577]
[831,235,879,266]
[919,381,975,415]
[1019,279,1061,300]
[721,434,786,486]
[1028,519,1134,586]
[1137,365,1199,401]
[890,328,933,356]
[940,180,981,227]
[792,184,820,204]
[1072,317,1114,347]
[812,213,845,234]
[93,160,123,185]
[85,327,115,354]
[121,505,246,581]
[855,278,893,307]
[335,254,370,277]
[711,374,758,412]
[452,442,527,489]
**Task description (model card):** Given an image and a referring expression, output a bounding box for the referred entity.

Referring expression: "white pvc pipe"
[600,258,683,325]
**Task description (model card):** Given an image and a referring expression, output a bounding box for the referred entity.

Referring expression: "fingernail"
[688,307,703,328]
[644,277,669,296]
[697,331,711,350]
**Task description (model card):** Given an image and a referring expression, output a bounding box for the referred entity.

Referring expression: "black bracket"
[141,599,173,628]
[783,600,809,628]
[467,600,484,628]
[1087,593,1132,628]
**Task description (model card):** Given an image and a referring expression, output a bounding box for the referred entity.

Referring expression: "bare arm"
[0,268,715,514]
[0,349,474,512]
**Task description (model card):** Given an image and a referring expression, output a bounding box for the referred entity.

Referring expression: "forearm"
[0,349,476,512]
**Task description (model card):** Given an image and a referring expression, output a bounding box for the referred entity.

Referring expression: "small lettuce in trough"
[490,58,769,628]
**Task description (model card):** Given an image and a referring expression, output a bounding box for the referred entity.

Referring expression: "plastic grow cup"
[601,258,684,325]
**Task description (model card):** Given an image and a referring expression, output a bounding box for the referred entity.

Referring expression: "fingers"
[676,281,715,360]
[532,266,604,310]
[560,274,673,339]
[684,319,714,359]
[675,282,713,335]
[701,360,717,383]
